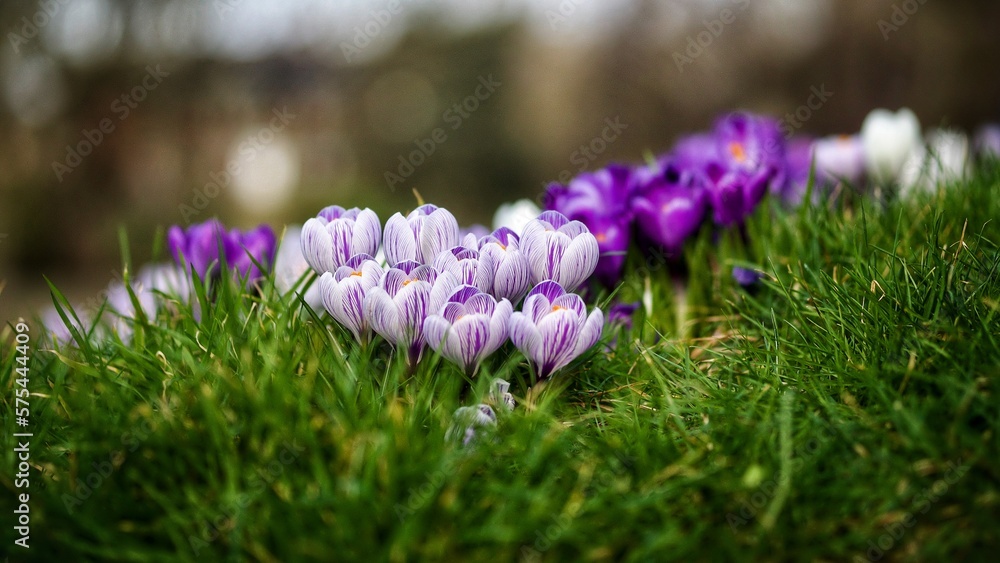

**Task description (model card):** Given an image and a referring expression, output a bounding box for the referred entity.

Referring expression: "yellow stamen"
[728,142,747,163]
[350,271,363,277]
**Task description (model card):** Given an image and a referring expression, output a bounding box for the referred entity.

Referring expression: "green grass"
[3,165,1000,562]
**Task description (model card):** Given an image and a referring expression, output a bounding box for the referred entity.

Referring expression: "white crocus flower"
[861,108,922,184]
[274,225,324,314]
[898,129,970,198]
[492,199,541,235]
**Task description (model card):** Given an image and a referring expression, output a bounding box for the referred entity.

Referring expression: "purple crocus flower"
[509,281,604,380]
[364,262,461,364]
[814,134,866,186]
[519,211,600,292]
[544,165,637,286]
[300,206,381,274]
[608,301,640,330]
[780,136,818,206]
[630,161,707,254]
[974,124,1000,159]
[424,286,513,376]
[168,219,240,279]
[168,219,275,282]
[231,225,277,282]
[675,112,785,226]
[477,227,531,302]
[383,204,460,266]
[318,254,385,342]
[732,266,764,288]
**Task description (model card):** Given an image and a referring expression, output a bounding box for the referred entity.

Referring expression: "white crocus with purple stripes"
[300,206,381,274]
[383,204,460,266]
[432,247,496,294]
[519,211,599,292]
[509,281,604,380]
[364,261,461,365]
[318,254,384,343]
[477,227,530,303]
[423,286,512,377]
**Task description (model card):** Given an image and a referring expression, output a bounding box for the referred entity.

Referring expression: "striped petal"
[485,298,512,353]
[536,309,583,378]
[301,218,335,273]
[574,308,605,358]
[420,207,460,264]
[352,208,382,257]
[364,287,400,345]
[383,213,416,266]
[557,232,599,291]
[509,311,543,367]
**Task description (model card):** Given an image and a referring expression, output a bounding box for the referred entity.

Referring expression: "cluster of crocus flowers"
[168,219,277,284]
[302,203,605,380]
[544,108,1000,289]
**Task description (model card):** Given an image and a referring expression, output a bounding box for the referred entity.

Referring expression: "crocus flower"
[545,165,636,286]
[489,378,515,412]
[318,254,384,342]
[732,266,763,288]
[814,134,866,186]
[519,211,600,292]
[273,226,323,314]
[974,124,1000,159]
[477,227,531,302]
[168,220,276,283]
[492,199,541,235]
[364,262,460,364]
[424,286,513,376]
[509,281,604,380]
[231,225,277,282]
[630,162,707,253]
[460,224,491,241]
[41,305,92,347]
[432,247,496,294]
[713,111,786,180]
[446,404,497,446]
[861,108,922,184]
[898,129,970,197]
[701,162,774,226]
[383,204,460,266]
[780,136,817,206]
[300,206,381,274]
[102,280,158,343]
[168,219,240,280]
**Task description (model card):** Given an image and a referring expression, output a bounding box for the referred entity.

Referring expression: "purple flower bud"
[519,211,600,292]
[383,204,460,266]
[319,254,385,342]
[446,404,497,446]
[780,136,818,207]
[630,163,706,253]
[490,378,515,412]
[478,227,531,302]
[544,165,638,287]
[300,206,381,274]
[364,263,460,364]
[231,225,277,282]
[974,124,1000,159]
[168,219,275,283]
[732,266,763,288]
[509,281,604,380]
[424,286,513,376]
[703,163,774,226]
[608,301,640,330]
[168,219,240,280]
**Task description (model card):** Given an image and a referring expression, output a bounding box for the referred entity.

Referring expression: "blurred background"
[1,0,999,322]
